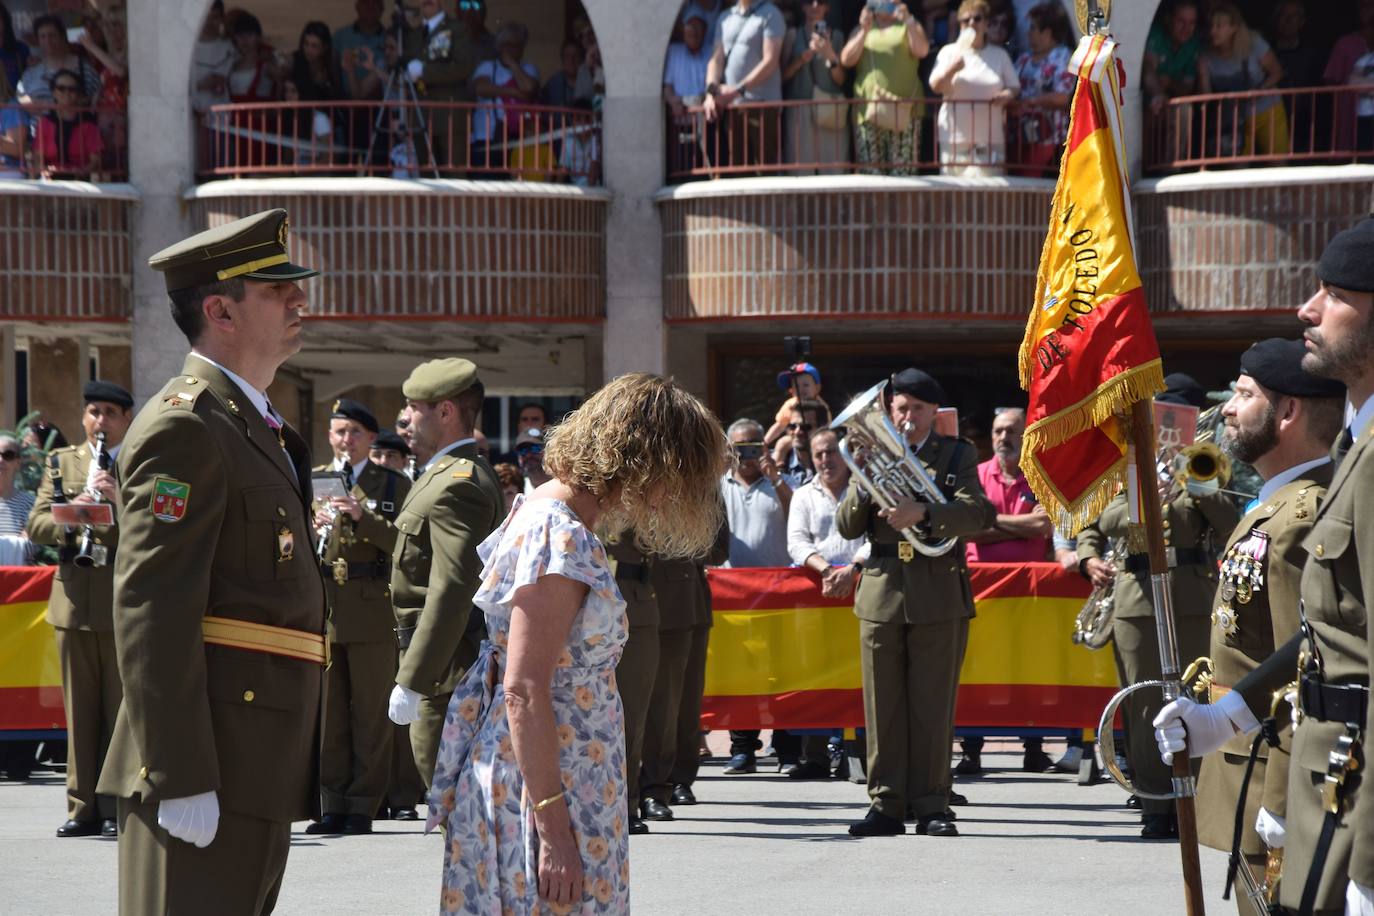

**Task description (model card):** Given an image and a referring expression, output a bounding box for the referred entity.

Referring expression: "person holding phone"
[928,0,1018,175]
[781,0,849,173]
[840,0,930,175]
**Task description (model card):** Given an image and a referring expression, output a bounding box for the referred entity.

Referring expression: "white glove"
[1347,880,1374,916]
[388,683,423,725]
[157,790,220,848]
[1255,807,1285,848]
[1154,692,1260,764]
[406,59,423,82]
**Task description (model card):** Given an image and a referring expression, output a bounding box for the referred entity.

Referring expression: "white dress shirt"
[1255,456,1331,506]
[787,476,869,566]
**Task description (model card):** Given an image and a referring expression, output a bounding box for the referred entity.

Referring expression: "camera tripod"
[365,0,441,178]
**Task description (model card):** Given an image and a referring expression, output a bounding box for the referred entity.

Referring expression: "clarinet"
[406,453,418,482]
[74,432,109,568]
[316,463,354,563]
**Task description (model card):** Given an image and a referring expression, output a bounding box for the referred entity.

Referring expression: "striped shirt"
[0,489,36,537]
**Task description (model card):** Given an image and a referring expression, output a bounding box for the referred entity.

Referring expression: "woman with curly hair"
[427,373,728,915]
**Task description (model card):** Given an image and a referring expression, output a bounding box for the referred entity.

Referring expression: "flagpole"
[1128,398,1207,916]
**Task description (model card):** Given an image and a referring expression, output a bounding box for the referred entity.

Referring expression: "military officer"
[26,380,133,839]
[386,358,503,789]
[369,429,411,475]
[1077,390,1241,840]
[836,368,993,838]
[1157,218,1374,915]
[605,529,660,834]
[1192,339,1345,914]
[404,0,477,171]
[96,210,326,914]
[640,519,730,816]
[305,399,411,836]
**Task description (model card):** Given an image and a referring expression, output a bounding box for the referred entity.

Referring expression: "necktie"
[263,405,285,448]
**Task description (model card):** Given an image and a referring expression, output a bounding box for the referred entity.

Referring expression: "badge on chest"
[1213,529,1269,638]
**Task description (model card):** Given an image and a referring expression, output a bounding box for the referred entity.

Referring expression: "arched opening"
[189,0,607,185]
[1141,0,1373,172]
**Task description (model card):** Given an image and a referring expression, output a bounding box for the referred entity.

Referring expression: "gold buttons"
[186,377,199,385]
[1315,544,1325,558]
[276,507,287,517]
[243,690,255,703]
[139,766,149,779]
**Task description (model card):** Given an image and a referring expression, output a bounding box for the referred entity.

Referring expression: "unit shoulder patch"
[152,478,191,522]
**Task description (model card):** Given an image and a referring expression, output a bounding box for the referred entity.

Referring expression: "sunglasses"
[959,14,985,24]
[516,444,544,455]
[787,422,814,432]
[0,449,18,461]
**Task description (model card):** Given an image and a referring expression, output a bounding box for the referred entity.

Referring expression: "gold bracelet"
[533,791,566,812]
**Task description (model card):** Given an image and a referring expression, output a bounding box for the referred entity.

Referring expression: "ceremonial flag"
[1018,33,1164,535]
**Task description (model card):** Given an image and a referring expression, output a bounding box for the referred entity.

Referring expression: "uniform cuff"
[1219,690,1261,736]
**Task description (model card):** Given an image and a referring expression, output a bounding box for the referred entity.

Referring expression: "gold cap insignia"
[278,217,290,249]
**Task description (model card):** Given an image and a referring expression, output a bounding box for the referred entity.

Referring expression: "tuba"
[1071,541,1118,649]
[830,380,957,558]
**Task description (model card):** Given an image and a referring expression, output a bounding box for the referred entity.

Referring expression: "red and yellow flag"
[1018,34,1163,535]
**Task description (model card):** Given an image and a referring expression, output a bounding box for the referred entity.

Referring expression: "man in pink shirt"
[966,407,1052,564]
[957,406,1055,775]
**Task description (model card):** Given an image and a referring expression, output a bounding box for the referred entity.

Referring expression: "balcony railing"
[0,102,129,182]
[666,96,1062,182]
[1144,84,1374,173]
[197,101,601,185]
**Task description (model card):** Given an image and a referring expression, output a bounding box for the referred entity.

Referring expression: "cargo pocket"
[243,486,309,582]
[393,510,429,579]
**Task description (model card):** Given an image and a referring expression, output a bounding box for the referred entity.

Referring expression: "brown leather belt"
[202,615,328,666]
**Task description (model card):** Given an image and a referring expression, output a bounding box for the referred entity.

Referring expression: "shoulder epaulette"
[160,379,208,412]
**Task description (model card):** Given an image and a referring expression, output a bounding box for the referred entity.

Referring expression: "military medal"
[1236,577,1252,604]
[1221,578,1237,603]
[1213,605,1239,638]
[277,524,295,562]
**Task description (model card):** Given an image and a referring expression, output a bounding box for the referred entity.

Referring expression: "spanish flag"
[1018,33,1164,536]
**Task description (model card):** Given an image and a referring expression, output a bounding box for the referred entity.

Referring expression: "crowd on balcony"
[1144,0,1374,167]
[0,4,127,180]
[665,0,1374,180]
[192,0,604,184]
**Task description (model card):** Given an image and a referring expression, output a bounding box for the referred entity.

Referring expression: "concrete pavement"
[1,742,1234,915]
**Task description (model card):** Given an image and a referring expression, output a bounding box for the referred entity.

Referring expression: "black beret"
[1154,392,1192,406]
[83,380,132,410]
[1161,372,1208,409]
[371,430,410,455]
[1240,338,1346,399]
[330,398,378,433]
[1318,217,1374,293]
[890,368,946,405]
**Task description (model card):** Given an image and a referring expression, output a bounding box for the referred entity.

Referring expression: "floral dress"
[428,496,630,915]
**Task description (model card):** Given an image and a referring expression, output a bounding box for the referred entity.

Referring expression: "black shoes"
[1125,794,1141,810]
[670,784,696,806]
[916,814,959,837]
[1023,749,1054,772]
[628,816,650,835]
[948,791,968,806]
[784,760,831,780]
[101,818,118,838]
[305,813,347,835]
[343,814,373,835]
[640,799,674,822]
[56,819,101,838]
[848,808,904,837]
[392,807,420,820]
[1140,813,1178,840]
[953,752,982,776]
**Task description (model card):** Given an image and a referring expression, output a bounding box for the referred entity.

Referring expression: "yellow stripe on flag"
[0,600,62,689]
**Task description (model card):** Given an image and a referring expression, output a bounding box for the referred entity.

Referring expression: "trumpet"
[830,380,957,558]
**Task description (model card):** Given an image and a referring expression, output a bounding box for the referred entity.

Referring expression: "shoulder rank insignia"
[452,458,473,479]
[152,478,191,522]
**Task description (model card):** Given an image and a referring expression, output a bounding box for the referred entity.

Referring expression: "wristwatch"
[707,81,721,97]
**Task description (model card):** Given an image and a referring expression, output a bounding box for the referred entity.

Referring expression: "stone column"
[27,338,84,440]
[126,0,203,404]
[589,0,680,381]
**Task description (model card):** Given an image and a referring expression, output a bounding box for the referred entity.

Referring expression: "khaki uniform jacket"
[1195,465,1331,855]
[27,442,118,630]
[391,442,502,697]
[96,354,326,824]
[835,434,992,624]
[1283,427,1373,894]
[606,532,658,628]
[314,461,411,644]
[414,13,475,102]
[652,521,731,631]
[1076,488,1240,620]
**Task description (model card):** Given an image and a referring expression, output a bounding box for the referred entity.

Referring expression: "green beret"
[402,358,480,402]
[1240,338,1345,399]
[148,209,319,294]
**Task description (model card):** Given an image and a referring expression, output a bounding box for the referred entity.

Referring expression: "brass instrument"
[1098,656,1215,800]
[316,464,354,565]
[1072,542,1118,649]
[830,380,957,559]
[74,432,110,568]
